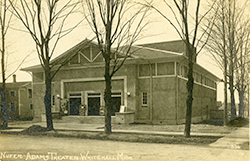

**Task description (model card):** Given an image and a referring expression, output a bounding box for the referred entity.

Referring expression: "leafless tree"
[9,0,81,130]
[82,0,149,134]
[0,0,12,129]
[235,23,250,118]
[149,0,216,137]
[205,0,229,124]
[205,0,249,121]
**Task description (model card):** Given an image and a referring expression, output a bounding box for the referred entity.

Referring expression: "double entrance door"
[87,93,101,115]
[69,92,121,116]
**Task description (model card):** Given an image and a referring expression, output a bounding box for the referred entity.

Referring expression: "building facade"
[0,75,33,119]
[22,39,219,124]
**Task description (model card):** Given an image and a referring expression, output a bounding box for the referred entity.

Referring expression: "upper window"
[157,62,175,75]
[10,91,15,97]
[139,64,155,77]
[111,92,122,97]
[69,93,82,97]
[179,65,187,78]
[28,89,32,98]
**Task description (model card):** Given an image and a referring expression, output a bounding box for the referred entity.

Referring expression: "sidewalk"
[1,122,225,137]
[210,125,249,149]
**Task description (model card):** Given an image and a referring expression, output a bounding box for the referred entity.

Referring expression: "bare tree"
[205,0,249,121]
[205,0,229,124]
[83,0,149,134]
[9,0,81,130]
[149,0,216,137]
[0,0,12,129]
[235,23,250,118]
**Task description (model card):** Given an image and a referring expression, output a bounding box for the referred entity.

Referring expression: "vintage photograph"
[0,0,249,161]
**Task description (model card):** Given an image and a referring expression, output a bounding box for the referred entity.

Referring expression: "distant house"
[22,39,219,124]
[0,75,33,119]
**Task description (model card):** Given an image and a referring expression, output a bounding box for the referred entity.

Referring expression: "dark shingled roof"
[139,40,186,53]
[0,82,31,89]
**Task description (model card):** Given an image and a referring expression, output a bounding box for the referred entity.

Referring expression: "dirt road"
[0,134,249,161]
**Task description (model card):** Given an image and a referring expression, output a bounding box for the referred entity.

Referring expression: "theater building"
[22,39,219,124]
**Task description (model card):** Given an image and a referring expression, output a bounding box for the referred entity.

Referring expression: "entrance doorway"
[69,93,82,115]
[87,93,101,116]
[111,92,122,116]
[69,98,81,115]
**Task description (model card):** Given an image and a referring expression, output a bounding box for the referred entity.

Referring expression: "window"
[28,89,32,98]
[196,73,201,83]
[52,95,55,106]
[142,92,148,106]
[157,62,175,75]
[139,64,155,77]
[179,66,187,78]
[112,92,122,97]
[10,91,15,97]
[11,103,15,112]
[30,104,33,110]
[87,93,100,96]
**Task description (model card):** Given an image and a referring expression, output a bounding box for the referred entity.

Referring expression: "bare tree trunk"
[44,65,53,131]
[1,0,8,129]
[1,80,7,129]
[229,75,236,119]
[238,90,244,117]
[223,70,228,125]
[104,72,112,134]
[184,45,194,138]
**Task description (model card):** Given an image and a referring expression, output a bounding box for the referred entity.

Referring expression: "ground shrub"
[228,117,249,127]
[21,125,48,134]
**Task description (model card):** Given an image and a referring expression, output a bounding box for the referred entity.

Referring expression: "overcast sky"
[5,0,247,102]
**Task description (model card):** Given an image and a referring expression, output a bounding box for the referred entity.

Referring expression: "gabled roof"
[21,39,188,71]
[0,81,31,89]
[21,38,98,71]
[51,38,97,65]
[130,45,183,60]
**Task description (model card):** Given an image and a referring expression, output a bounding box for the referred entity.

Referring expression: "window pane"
[157,62,174,75]
[112,92,121,97]
[28,89,32,98]
[142,92,148,106]
[139,64,155,77]
[52,95,55,106]
[70,93,82,96]
[87,93,100,96]
[10,91,15,97]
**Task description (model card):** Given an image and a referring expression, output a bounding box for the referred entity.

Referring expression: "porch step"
[57,116,116,124]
